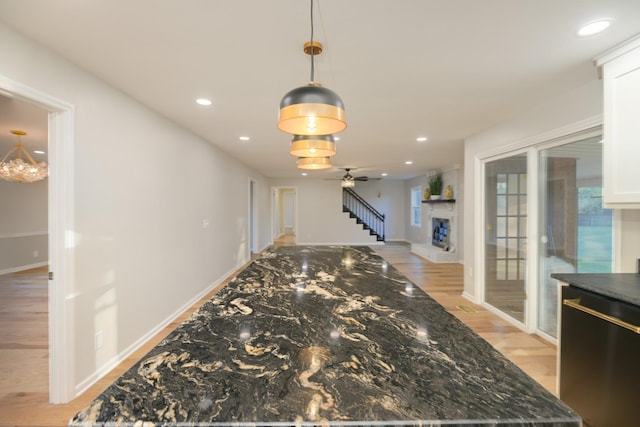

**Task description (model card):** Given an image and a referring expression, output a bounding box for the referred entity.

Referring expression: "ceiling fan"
[327,168,377,188]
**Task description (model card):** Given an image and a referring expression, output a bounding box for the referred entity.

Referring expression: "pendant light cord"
[309,0,315,83]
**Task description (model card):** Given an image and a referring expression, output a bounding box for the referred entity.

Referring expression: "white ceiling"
[1,0,639,180]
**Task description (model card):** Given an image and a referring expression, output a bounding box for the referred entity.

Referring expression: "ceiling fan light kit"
[278,0,346,170]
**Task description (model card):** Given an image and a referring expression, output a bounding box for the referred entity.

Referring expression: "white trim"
[482,301,527,330]
[0,74,76,404]
[0,261,48,276]
[594,33,640,67]
[75,260,244,396]
[473,155,485,308]
[0,231,48,239]
[525,147,538,334]
[478,116,602,160]
[302,241,384,246]
[462,291,479,304]
[248,177,258,257]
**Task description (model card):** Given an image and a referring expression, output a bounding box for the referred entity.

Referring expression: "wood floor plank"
[0,241,558,426]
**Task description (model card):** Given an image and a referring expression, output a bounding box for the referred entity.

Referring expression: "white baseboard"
[301,241,384,246]
[0,261,48,276]
[74,261,245,397]
[411,243,459,263]
[462,291,478,304]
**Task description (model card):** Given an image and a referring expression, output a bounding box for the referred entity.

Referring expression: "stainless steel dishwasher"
[560,285,640,427]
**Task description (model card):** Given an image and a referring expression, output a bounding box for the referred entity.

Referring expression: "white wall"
[0,22,271,399]
[620,209,640,272]
[462,78,640,298]
[0,178,48,272]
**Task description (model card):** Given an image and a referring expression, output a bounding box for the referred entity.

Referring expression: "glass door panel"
[538,135,613,338]
[485,154,528,323]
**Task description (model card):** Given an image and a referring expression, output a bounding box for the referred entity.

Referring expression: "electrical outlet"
[33,250,39,257]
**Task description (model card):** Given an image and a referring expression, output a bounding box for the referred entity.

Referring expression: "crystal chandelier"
[0,130,48,183]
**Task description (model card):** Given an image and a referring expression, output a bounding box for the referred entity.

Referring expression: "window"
[411,186,421,227]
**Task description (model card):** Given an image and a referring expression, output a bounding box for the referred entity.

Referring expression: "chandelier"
[0,130,48,183]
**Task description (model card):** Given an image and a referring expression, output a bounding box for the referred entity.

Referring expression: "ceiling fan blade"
[354,176,369,181]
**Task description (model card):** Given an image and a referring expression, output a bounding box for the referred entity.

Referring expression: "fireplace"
[432,218,450,249]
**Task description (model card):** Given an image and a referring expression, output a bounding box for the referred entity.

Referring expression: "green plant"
[428,172,443,195]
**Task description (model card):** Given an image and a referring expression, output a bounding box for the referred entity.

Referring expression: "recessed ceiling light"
[381,173,388,177]
[196,98,212,106]
[301,172,308,176]
[33,150,45,154]
[334,137,340,141]
[578,19,612,37]
[239,136,250,141]
[416,137,428,142]
[405,161,413,165]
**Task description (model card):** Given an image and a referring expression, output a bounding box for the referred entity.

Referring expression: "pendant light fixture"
[277,0,346,136]
[0,130,48,183]
[290,134,336,158]
[297,156,332,170]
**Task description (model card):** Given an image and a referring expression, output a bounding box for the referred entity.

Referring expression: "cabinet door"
[602,45,640,208]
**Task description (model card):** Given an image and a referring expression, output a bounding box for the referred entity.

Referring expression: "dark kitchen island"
[70,246,579,426]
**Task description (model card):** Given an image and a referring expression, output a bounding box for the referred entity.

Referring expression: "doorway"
[479,128,614,341]
[272,187,297,244]
[0,74,75,403]
[484,154,528,324]
[537,135,613,338]
[0,95,50,404]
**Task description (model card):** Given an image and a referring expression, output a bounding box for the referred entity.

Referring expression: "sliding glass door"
[481,130,614,340]
[537,135,613,338]
[484,154,528,324]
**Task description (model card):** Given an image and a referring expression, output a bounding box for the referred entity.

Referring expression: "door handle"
[563,298,640,334]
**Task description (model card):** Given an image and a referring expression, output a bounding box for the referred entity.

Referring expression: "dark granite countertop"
[71,246,579,426]
[551,273,640,307]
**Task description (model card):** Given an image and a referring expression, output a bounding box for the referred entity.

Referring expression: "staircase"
[342,188,385,241]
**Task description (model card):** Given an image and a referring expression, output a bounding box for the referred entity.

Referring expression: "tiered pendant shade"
[297,156,332,170]
[278,84,346,136]
[290,134,336,157]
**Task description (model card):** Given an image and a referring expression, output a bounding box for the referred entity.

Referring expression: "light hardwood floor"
[0,240,556,426]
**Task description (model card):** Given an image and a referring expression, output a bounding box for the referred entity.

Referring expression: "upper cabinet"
[596,35,640,209]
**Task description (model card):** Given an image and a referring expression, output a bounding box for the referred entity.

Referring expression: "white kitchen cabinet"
[596,35,640,208]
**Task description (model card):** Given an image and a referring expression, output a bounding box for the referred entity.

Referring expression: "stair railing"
[342,187,385,241]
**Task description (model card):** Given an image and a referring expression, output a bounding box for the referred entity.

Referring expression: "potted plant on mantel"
[428,171,443,200]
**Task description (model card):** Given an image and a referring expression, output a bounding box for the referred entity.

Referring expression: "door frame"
[474,117,604,338]
[270,186,297,243]
[0,75,75,403]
